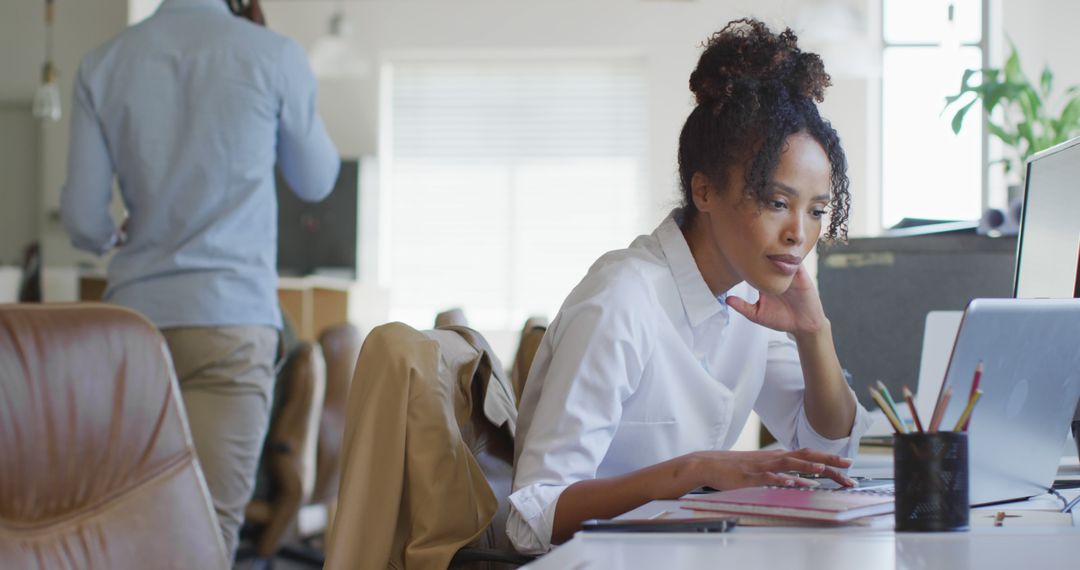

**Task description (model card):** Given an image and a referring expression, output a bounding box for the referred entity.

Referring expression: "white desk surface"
[523,454,1080,570]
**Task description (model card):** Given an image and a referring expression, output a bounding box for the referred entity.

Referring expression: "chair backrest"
[511,317,547,407]
[434,307,468,328]
[246,340,327,558]
[313,322,364,506]
[326,322,517,570]
[0,304,228,569]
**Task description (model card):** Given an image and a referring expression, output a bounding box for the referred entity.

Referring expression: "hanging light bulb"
[33,63,62,122]
[33,0,61,122]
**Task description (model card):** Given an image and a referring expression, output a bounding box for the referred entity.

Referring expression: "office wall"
[0,2,44,268]
[0,105,38,266]
[1003,0,1080,115]
[0,0,128,273]
[0,0,1071,270]
[260,0,882,237]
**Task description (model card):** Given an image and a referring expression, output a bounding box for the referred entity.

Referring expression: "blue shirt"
[61,0,339,329]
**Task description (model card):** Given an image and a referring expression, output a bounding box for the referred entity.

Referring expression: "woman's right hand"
[686,448,855,490]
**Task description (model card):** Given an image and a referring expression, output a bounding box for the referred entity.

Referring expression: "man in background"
[60,0,339,559]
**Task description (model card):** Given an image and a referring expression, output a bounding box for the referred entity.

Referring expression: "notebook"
[680,485,895,523]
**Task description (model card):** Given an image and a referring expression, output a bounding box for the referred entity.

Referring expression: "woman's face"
[692,131,832,296]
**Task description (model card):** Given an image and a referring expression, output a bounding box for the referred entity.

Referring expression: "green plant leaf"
[1017,120,1034,142]
[987,122,1019,147]
[1004,46,1023,84]
[950,98,979,134]
[1054,95,1080,141]
[1015,84,1042,125]
[980,83,1013,113]
[1040,66,1054,97]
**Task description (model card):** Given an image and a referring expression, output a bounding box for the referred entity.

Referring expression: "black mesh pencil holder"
[893,432,969,532]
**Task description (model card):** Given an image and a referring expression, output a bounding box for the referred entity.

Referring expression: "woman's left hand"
[725,265,828,336]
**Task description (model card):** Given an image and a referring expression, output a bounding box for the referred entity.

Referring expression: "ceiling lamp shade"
[309,9,370,79]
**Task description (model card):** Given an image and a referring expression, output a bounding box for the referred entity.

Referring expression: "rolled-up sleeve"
[61,60,119,256]
[754,331,872,460]
[276,39,339,202]
[507,276,652,555]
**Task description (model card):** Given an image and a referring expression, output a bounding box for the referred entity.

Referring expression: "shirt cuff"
[506,483,569,555]
[793,388,874,464]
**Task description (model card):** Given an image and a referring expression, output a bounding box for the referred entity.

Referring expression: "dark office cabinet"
[817,233,1017,409]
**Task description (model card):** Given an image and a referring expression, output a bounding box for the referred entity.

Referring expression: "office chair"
[325,322,531,570]
[510,317,547,407]
[240,322,362,568]
[0,303,228,569]
[240,326,326,568]
[435,307,469,328]
[311,323,364,528]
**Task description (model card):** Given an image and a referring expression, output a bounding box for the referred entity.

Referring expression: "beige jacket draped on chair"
[325,322,517,570]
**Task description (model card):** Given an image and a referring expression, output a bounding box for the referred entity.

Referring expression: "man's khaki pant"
[162,326,278,561]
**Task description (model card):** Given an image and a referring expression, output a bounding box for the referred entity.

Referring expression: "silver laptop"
[934,298,1080,505]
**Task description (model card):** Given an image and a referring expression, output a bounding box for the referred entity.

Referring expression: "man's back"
[61,0,338,328]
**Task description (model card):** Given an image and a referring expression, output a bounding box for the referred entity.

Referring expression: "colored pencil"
[928,386,953,433]
[870,387,906,434]
[962,362,984,431]
[953,389,984,432]
[875,381,906,431]
[902,385,924,433]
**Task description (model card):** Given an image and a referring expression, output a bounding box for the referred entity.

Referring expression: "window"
[881,0,985,229]
[381,58,647,339]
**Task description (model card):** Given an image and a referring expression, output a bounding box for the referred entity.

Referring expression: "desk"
[524,455,1080,570]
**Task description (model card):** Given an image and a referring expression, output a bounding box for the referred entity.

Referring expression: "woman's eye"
[770,200,787,210]
[811,209,828,218]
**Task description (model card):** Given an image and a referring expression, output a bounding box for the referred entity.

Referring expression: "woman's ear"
[690,172,714,213]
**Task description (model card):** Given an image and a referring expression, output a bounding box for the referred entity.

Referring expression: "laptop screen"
[1013,136,1080,299]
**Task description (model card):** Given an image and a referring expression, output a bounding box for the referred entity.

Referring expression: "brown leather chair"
[325,322,529,570]
[242,322,362,566]
[510,317,547,407]
[243,340,326,562]
[435,307,469,328]
[0,303,228,569]
[311,323,364,527]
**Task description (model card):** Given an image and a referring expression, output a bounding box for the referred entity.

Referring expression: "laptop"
[932,298,1080,505]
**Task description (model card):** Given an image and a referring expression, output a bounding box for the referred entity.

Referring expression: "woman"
[507,18,873,554]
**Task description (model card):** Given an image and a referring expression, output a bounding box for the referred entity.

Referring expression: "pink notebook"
[680,486,894,523]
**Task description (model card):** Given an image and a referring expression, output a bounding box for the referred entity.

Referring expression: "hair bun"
[689,19,830,109]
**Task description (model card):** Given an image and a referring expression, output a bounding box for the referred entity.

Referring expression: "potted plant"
[945,43,1080,190]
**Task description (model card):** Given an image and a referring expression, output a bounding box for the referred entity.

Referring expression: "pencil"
[962,362,984,431]
[902,385,924,433]
[953,389,984,432]
[870,387,906,434]
[928,386,952,433]
[875,381,906,431]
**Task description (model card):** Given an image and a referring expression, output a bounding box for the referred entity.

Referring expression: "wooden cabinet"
[277,277,353,342]
[78,275,387,342]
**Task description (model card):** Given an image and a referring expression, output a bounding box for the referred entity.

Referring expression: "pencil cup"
[893,432,969,532]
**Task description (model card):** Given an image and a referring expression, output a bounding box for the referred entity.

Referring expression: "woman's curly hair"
[677,18,850,241]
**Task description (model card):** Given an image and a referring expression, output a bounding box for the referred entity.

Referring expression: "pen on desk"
[870,387,905,434]
[928,386,952,433]
[875,381,906,431]
[902,385,924,433]
[962,361,983,431]
[952,389,984,432]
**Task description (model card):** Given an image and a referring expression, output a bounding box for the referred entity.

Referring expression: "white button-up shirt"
[507,211,872,554]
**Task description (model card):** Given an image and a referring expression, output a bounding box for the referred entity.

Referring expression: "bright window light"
[384,59,647,334]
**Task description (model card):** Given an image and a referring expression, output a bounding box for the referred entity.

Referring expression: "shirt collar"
[158,0,230,14]
[656,209,731,328]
